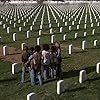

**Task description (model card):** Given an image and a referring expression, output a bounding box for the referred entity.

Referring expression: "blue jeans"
[29,68,43,86]
[21,65,26,83]
[50,68,56,78]
[43,65,49,80]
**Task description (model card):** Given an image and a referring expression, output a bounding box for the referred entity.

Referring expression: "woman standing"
[54,42,62,79]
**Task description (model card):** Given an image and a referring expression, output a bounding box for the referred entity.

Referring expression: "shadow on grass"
[62,56,70,59]
[86,46,100,50]
[87,77,100,82]
[62,65,95,79]
[73,50,87,54]
[0,77,17,83]
[43,78,57,84]
[66,86,86,92]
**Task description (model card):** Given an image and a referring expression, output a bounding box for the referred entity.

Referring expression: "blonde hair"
[54,42,60,48]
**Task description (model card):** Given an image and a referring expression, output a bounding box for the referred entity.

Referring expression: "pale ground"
[0,44,81,64]
[0,46,22,64]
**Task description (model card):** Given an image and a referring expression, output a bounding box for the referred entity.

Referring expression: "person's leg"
[43,65,47,80]
[29,68,36,86]
[37,72,43,86]
[41,65,44,78]
[54,67,56,78]
[21,65,26,83]
[43,65,49,80]
[50,67,54,78]
[57,63,62,79]
[46,66,49,79]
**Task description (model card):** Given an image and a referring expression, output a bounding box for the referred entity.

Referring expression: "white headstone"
[84,24,86,29]
[39,30,42,36]
[91,23,93,27]
[63,18,65,22]
[97,22,99,26]
[79,70,87,83]
[49,24,51,28]
[82,40,86,50]
[63,34,66,41]
[69,44,73,55]
[27,31,30,38]
[3,46,9,56]
[12,63,18,74]
[94,40,97,47]
[75,33,78,39]
[65,22,67,26]
[56,19,58,23]
[21,43,26,51]
[13,33,17,41]
[77,25,79,30]
[18,20,20,23]
[27,93,37,100]
[72,21,74,25]
[19,27,22,32]
[37,37,40,45]
[84,32,87,37]
[30,26,33,31]
[50,28,53,34]
[96,62,100,73]
[79,20,81,24]
[51,35,55,43]
[10,20,12,24]
[22,17,23,20]
[57,80,65,95]
[32,22,34,25]
[6,18,8,22]
[57,23,60,27]
[69,26,71,31]
[3,24,6,29]
[41,21,43,25]
[7,27,10,33]
[96,19,98,22]
[60,27,62,33]
[23,22,26,26]
[14,18,16,21]
[14,23,16,28]
[92,29,95,35]
[40,25,42,29]
[26,19,29,23]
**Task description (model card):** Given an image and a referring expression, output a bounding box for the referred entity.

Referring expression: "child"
[21,46,30,83]
[50,45,58,78]
[42,44,50,80]
[26,47,35,85]
[54,42,62,79]
[29,45,43,86]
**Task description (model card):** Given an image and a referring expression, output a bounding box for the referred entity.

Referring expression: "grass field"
[0,3,100,100]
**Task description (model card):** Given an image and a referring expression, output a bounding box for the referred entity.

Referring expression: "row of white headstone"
[1,4,99,36]
[2,37,98,56]
[68,39,98,55]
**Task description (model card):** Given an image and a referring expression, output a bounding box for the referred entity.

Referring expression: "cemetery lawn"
[0,3,100,100]
[0,44,100,100]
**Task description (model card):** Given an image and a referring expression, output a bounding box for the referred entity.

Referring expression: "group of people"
[21,42,62,86]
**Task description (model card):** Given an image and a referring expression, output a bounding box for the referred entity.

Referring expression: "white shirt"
[42,50,50,65]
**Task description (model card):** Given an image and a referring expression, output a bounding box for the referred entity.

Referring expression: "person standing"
[21,46,30,83]
[54,42,62,79]
[42,44,50,80]
[50,45,58,78]
[30,45,43,86]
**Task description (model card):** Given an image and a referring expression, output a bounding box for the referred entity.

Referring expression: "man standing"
[21,46,30,83]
